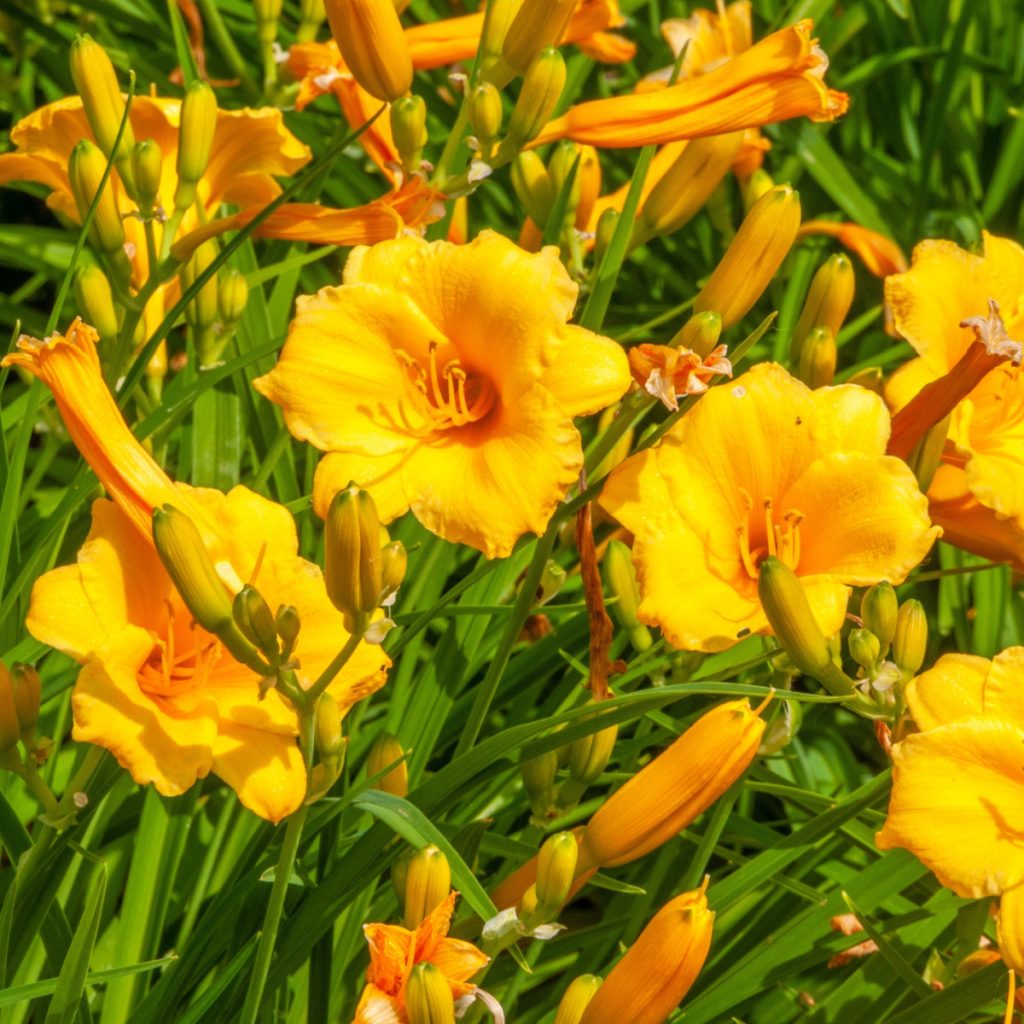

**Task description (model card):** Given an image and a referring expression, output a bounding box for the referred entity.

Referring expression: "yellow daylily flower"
[354,891,495,1024]
[885,233,1024,565]
[3,320,387,822]
[600,363,939,652]
[876,646,1024,972]
[254,231,631,558]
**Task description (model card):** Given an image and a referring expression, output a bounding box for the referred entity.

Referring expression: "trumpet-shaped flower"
[254,231,631,557]
[885,233,1024,566]
[876,646,1024,972]
[534,21,848,148]
[600,363,938,652]
[3,320,387,822]
[354,892,496,1023]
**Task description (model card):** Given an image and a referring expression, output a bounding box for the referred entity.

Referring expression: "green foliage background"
[0,0,1023,1021]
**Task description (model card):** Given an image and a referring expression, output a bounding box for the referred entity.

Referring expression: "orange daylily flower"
[600,363,938,652]
[535,20,848,148]
[877,647,1024,973]
[798,220,908,277]
[254,231,631,558]
[628,343,732,411]
[354,892,497,1023]
[885,233,1024,566]
[3,320,387,822]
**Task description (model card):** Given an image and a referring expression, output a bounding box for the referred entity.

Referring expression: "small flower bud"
[892,599,928,677]
[10,664,40,747]
[796,325,837,390]
[469,82,503,149]
[491,0,575,85]
[180,240,220,335]
[367,732,408,797]
[478,0,522,79]
[906,415,949,493]
[406,962,456,1024]
[535,831,578,917]
[254,0,283,44]
[233,585,280,661]
[403,845,451,928]
[500,48,566,156]
[315,692,345,763]
[325,484,384,631]
[276,605,301,656]
[694,184,801,329]
[861,582,898,650]
[0,664,20,759]
[174,81,218,211]
[68,140,126,257]
[740,167,774,210]
[555,975,603,1024]
[546,140,584,228]
[511,150,554,228]
[74,266,119,342]
[592,207,619,268]
[567,721,618,787]
[390,95,428,172]
[521,748,558,819]
[132,139,163,213]
[671,310,723,359]
[603,540,642,631]
[757,557,855,696]
[218,269,248,325]
[848,627,881,671]
[791,253,855,361]
[379,540,407,606]
[324,0,413,103]
[297,0,326,40]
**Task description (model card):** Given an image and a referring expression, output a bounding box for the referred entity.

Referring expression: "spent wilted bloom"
[600,363,939,652]
[255,231,631,557]
[876,647,1024,973]
[3,320,387,822]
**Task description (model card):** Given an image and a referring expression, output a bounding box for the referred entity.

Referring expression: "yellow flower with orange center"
[3,320,387,822]
[876,647,1024,973]
[886,233,1024,568]
[354,891,494,1023]
[254,231,631,558]
[599,363,939,652]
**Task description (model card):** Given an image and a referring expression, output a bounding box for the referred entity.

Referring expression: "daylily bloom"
[885,233,1024,566]
[876,646,1024,973]
[3,320,387,822]
[354,891,498,1023]
[600,363,938,652]
[254,231,631,558]
[628,343,732,411]
[534,21,848,148]
[798,220,907,278]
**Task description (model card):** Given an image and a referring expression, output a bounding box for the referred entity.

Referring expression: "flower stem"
[303,632,364,707]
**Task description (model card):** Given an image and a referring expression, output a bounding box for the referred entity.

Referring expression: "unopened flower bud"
[846,366,884,393]
[180,241,219,328]
[254,0,283,44]
[325,484,383,631]
[861,582,898,650]
[0,664,19,759]
[757,557,855,696]
[500,48,566,156]
[740,167,774,210]
[758,699,802,756]
[556,976,602,1024]
[603,540,645,644]
[566,720,617,787]
[69,140,126,258]
[74,266,119,342]
[218,269,248,325]
[367,731,408,797]
[796,325,836,389]
[174,81,217,211]
[406,962,456,1024]
[579,887,714,1024]
[521,748,557,819]
[469,82,503,149]
[276,605,301,655]
[694,184,801,329]
[906,415,949,493]
[10,664,40,747]
[547,140,583,221]
[848,627,881,671]
[590,404,634,483]
[379,540,407,606]
[535,831,578,917]
[132,139,163,213]
[534,559,566,607]
[233,585,280,661]
[315,692,346,784]
[791,253,855,360]
[592,207,619,268]
[478,0,523,79]
[892,599,927,677]
[511,150,554,228]
[390,95,428,172]
[69,36,136,188]
[634,133,744,247]
[403,845,451,928]
[325,0,413,103]
[491,0,574,86]
[672,310,723,359]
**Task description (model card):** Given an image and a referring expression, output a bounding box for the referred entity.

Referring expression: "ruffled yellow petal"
[73,629,217,796]
[905,653,989,731]
[812,383,892,456]
[313,449,412,523]
[542,324,630,417]
[998,884,1024,975]
[981,646,1024,731]
[877,719,1024,897]
[429,937,489,992]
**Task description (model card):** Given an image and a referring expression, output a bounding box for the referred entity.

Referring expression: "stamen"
[392,343,496,432]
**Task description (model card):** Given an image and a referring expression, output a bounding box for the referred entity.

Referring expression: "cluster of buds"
[791,253,855,389]
[179,242,249,369]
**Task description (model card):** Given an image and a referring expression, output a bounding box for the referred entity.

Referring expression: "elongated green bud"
[367,732,408,797]
[254,0,284,44]
[791,253,855,361]
[390,95,428,173]
[69,140,125,257]
[74,266,119,342]
[379,540,407,606]
[906,415,949,493]
[403,845,451,928]
[796,325,836,389]
[10,664,40,747]
[297,0,326,41]
[181,241,220,332]
[469,82,503,149]
[0,665,19,759]
[861,582,898,650]
[478,0,523,79]
[555,975,603,1024]
[672,310,722,358]
[216,268,248,326]
[276,605,301,657]
[233,585,280,661]
[406,963,456,1024]
[489,0,574,85]
[593,207,619,268]
[325,484,383,631]
[132,139,163,213]
[174,81,217,211]
[521,748,557,819]
[500,48,565,156]
[892,600,927,677]
[603,540,641,629]
[511,150,554,227]
[535,831,578,917]
[848,627,881,671]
